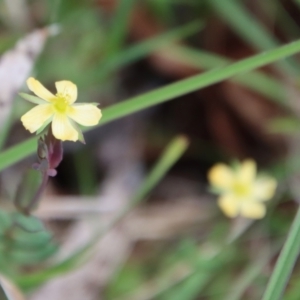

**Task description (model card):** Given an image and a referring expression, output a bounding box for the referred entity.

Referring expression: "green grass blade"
[210,0,299,74]
[283,269,300,300]
[132,135,189,204]
[2,39,300,171]
[0,137,36,171]
[210,0,277,50]
[88,20,202,83]
[170,45,286,105]
[224,247,280,300]
[294,0,300,8]
[262,0,300,40]
[103,0,137,58]
[147,0,174,23]
[262,207,300,300]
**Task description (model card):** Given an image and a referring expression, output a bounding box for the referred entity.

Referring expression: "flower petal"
[27,77,55,102]
[68,104,102,126]
[240,201,266,219]
[238,159,256,183]
[52,114,79,141]
[253,177,277,201]
[21,104,53,133]
[55,81,77,104]
[208,163,234,190]
[218,194,239,218]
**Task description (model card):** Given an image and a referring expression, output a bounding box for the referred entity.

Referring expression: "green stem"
[262,206,300,300]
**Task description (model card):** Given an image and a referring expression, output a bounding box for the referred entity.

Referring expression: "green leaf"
[19,93,46,105]
[102,0,137,58]
[68,119,85,144]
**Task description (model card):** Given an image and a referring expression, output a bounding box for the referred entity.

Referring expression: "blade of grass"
[210,0,299,74]
[210,0,278,50]
[2,39,300,171]
[261,0,300,40]
[283,269,300,300]
[88,20,202,83]
[293,0,300,8]
[103,0,137,58]
[147,0,174,24]
[131,135,189,204]
[262,206,300,300]
[16,136,189,289]
[160,267,218,300]
[170,45,286,105]
[224,247,279,300]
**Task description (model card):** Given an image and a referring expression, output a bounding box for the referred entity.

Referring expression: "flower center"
[53,96,69,113]
[232,182,251,197]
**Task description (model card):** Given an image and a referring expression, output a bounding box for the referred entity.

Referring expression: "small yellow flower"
[20,77,102,142]
[208,159,277,219]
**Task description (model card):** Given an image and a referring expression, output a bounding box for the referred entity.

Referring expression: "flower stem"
[23,172,48,215]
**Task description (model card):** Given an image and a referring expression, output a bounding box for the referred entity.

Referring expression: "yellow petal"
[55,81,77,104]
[218,194,239,218]
[27,77,55,102]
[238,159,256,183]
[21,104,53,133]
[208,163,234,189]
[52,113,78,141]
[253,177,277,201]
[68,104,102,126]
[240,201,266,219]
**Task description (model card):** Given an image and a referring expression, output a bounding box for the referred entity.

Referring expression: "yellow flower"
[208,159,277,219]
[20,77,102,142]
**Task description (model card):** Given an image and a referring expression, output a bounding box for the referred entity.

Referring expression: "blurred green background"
[1,0,300,299]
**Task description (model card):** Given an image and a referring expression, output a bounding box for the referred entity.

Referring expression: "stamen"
[53,96,69,113]
[232,182,251,197]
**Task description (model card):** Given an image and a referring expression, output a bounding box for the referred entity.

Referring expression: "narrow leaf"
[262,207,300,300]
[19,93,46,105]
